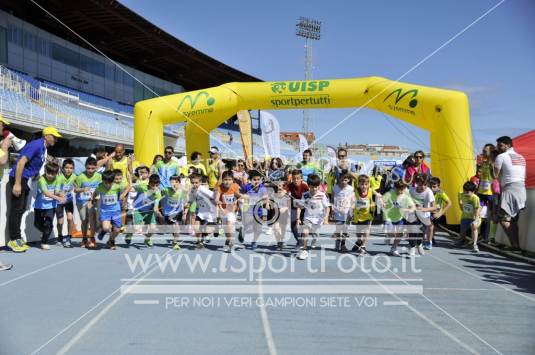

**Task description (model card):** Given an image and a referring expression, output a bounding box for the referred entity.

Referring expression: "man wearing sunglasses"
[327,148,358,196]
[155,146,180,189]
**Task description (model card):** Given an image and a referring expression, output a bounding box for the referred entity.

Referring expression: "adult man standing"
[155,146,180,189]
[494,136,526,252]
[296,149,319,183]
[207,146,224,190]
[107,143,132,181]
[0,115,13,268]
[7,126,62,252]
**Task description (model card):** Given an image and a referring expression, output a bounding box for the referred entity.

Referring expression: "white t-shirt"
[409,186,435,221]
[495,148,526,187]
[192,186,216,222]
[332,184,355,222]
[301,190,330,225]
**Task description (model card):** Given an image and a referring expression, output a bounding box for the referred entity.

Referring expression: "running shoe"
[223,243,234,253]
[86,238,97,249]
[390,247,400,257]
[339,244,348,253]
[7,240,25,253]
[144,238,154,248]
[195,241,204,249]
[251,242,257,250]
[63,236,72,248]
[359,246,369,256]
[41,243,50,250]
[0,263,13,271]
[97,230,106,241]
[408,247,417,257]
[423,241,432,250]
[172,243,181,251]
[472,244,479,253]
[205,235,211,243]
[296,249,309,260]
[125,235,132,246]
[277,242,284,251]
[417,244,425,256]
[17,239,30,251]
[311,236,318,249]
[107,239,116,250]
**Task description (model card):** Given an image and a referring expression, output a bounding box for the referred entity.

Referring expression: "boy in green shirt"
[383,180,415,257]
[55,159,76,247]
[456,181,481,252]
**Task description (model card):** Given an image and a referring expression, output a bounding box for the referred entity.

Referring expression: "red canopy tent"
[513,130,535,188]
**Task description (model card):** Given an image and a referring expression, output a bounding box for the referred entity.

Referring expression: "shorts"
[460,218,475,234]
[165,212,183,225]
[100,210,122,228]
[134,211,156,225]
[478,194,493,207]
[303,219,322,233]
[498,209,520,223]
[56,201,74,219]
[221,212,237,224]
[431,214,447,226]
[385,219,404,234]
[76,200,96,221]
[34,208,55,234]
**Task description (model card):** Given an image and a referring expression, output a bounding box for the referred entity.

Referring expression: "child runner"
[271,180,291,251]
[296,174,330,260]
[456,181,481,252]
[74,157,102,248]
[408,174,436,256]
[240,170,269,250]
[332,173,354,252]
[93,170,128,249]
[352,174,375,255]
[285,169,309,249]
[124,166,149,244]
[383,181,415,256]
[55,158,76,247]
[34,162,65,250]
[186,174,217,248]
[161,175,188,250]
[132,174,163,247]
[429,177,452,246]
[214,170,242,252]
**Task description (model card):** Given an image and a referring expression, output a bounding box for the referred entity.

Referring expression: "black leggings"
[34,208,55,243]
[7,177,30,241]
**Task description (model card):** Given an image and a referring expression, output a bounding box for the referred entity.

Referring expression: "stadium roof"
[0,0,261,90]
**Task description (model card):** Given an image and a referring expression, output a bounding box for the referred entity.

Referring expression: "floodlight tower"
[296,17,321,136]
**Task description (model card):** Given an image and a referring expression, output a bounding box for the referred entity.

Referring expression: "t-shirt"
[241,183,269,216]
[162,187,187,216]
[300,190,330,225]
[494,148,526,187]
[218,183,241,210]
[75,172,102,203]
[459,193,480,220]
[9,138,46,179]
[95,183,125,213]
[133,183,162,213]
[409,186,435,220]
[285,182,309,209]
[353,188,374,223]
[56,173,77,204]
[478,161,493,195]
[382,190,415,223]
[155,160,180,189]
[296,162,319,183]
[369,175,382,192]
[332,184,355,222]
[434,190,450,211]
[110,157,130,179]
[207,160,224,189]
[189,186,216,222]
[34,175,59,209]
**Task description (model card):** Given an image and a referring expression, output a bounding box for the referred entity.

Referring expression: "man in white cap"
[7,126,62,252]
[207,146,224,190]
[0,115,13,269]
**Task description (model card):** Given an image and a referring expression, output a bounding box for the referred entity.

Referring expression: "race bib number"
[42,195,53,201]
[463,204,474,214]
[223,195,236,205]
[335,197,350,209]
[63,184,73,193]
[480,180,491,191]
[83,190,94,199]
[168,198,181,208]
[103,195,118,205]
[356,198,369,209]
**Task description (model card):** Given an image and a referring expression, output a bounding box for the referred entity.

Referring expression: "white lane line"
[425,288,497,291]
[257,275,278,355]
[0,251,92,287]
[134,299,160,305]
[383,301,408,306]
[120,278,248,282]
[428,253,535,303]
[30,249,172,355]
[376,259,503,355]
[357,262,480,354]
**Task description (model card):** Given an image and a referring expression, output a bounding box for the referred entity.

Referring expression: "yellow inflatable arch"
[134,77,474,222]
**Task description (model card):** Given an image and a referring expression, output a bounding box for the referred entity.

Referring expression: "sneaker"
[86,238,97,249]
[17,239,30,251]
[107,240,116,250]
[205,235,211,243]
[311,236,318,249]
[7,240,25,253]
[41,243,50,250]
[250,242,257,250]
[472,245,479,253]
[417,244,425,256]
[223,244,234,253]
[390,247,400,257]
[359,246,369,256]
[119,226,126,233]
[125,235,132,246]
[144,239,154,248]
[195,241,205,249]
[339,244,348,253]
[63,236,72,248]
[0,263,13,271]
[296,249,309,260]
[97,230,106,241]
[423,241,432,250]
[408,247,417,257]
[277,242,284,251]
[172,243,181,251]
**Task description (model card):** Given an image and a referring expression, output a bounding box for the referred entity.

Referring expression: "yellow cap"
[0,114,10,125]
[42,126,62,138]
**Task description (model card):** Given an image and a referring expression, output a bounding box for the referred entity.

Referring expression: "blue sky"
[122,0,534,152]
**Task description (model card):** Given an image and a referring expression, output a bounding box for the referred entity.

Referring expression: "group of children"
[29,153,484,259]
